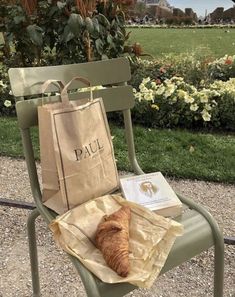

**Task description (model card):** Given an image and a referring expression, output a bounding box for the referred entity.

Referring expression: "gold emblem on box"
[139,181,158,198]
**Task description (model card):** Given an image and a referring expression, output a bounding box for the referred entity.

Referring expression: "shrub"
[125,54,235,131]
[4,0,131,66]
[129,53,214,91]
[208,55,235,81]
[209,79,235,130]
[0,64,15,116]
[165,16,194,26]
[129,58,176,90]
[132,76,235,131]
[0,0,134,115]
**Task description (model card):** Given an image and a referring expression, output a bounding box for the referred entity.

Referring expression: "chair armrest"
[177,194,224,248]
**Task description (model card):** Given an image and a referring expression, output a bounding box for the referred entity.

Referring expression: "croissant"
[95,206,131,277]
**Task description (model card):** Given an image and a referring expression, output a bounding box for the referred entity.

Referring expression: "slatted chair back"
[9,57,142,221]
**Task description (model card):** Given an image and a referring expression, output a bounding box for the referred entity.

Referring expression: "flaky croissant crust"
[95,206,131,277]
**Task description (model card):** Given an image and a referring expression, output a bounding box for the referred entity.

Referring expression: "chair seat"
[67,206,214,297]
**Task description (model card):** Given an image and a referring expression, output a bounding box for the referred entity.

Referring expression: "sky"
[169,0,234,17]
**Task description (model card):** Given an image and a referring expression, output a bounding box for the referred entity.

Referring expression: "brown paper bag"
[50,195,183,288]
[38,77,119,214]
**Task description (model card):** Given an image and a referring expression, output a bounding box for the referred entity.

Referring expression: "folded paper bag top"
[49,194,183,288]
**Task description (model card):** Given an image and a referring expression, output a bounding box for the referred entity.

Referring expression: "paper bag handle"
[41,79,65,94]
[61,76,93,104]
[41,79,65,105]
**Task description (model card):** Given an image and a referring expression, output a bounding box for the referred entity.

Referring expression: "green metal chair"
[9,57,224,297]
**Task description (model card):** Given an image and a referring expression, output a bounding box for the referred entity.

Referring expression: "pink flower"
[155,79,162,85]
[159,67,166,73]
[225,59,233,65]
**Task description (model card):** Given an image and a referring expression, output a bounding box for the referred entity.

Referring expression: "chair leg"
[214,230,224,297]
[27,209,41,297]
[178,195,224,297]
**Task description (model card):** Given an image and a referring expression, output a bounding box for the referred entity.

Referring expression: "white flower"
[190,104,199,111]
[211,100,218,106]
[151,81,157,89]
[142,77,151,84]
[164,79,170,85]
[151,104,159,110]
[134,92,143,102]
[143,90,154,102]
[201,110,211,122]
[204,104,212,111]
[210,90,221,97]
[200,93,208,103]
[9,90,13,95]
[170,76,184,86]
[139,83,144,90]
[172,76,183,82]
[139,82,150,93]
[155,85,165,95]
[140,86,149,93]
[171,96,178,102]
[175,80,183,86]
[164,83,176,98]
[190,86,197,93]
[177,89,187,99]
[184,94,194,104]
[4,100,12,107]
[0,80,7,89]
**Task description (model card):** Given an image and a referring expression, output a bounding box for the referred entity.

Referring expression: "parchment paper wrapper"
[50,194,183,288]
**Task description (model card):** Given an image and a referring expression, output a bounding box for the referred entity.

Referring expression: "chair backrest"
[9,58,143,220]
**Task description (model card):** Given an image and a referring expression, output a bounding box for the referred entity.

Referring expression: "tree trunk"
[21,0,38,15]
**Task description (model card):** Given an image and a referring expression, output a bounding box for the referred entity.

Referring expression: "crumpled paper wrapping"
[50,194,183,288]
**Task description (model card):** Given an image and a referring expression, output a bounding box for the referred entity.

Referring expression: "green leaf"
[116,29,124,40]
[111,19,118,30]
[92,17,100,34]
[116,11,125,25]
[60,25,74,43]
[101,54,109,60]
[95,38,104,55]
[13,16,25,25]
[68,14,84,37]
[97,14,110,29]
[85,17,94,34]
[26,25,43,47]
[57,1,66,10]
[98,24,106,35]
[107,34,114,47]
[48,6,59,17]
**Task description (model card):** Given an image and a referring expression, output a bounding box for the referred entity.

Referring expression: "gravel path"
[0,156,234,297]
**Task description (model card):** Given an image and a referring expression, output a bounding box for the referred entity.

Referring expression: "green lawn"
[128,28,235,58]
[1,117,234,184]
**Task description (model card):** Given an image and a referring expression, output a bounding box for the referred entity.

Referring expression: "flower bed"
[0,64,15,116]
[128,54,235,131]
[132,76,235,130]
[1,54,235,131]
